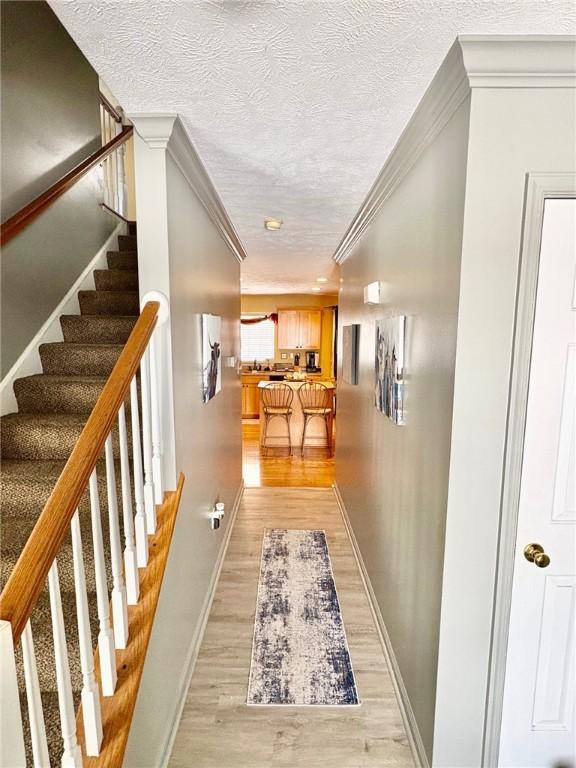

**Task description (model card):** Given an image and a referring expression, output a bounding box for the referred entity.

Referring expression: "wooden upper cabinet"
[299,310,322,349]
[277,310,300,349]
[277,309,322,349]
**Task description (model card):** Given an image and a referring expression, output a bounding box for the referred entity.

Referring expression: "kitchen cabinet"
[241,375,265,418]
[277,309,321,350]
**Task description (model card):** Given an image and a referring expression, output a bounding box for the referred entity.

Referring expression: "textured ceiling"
[49,0,574,294]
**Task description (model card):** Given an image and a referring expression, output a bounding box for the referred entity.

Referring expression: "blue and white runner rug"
[247,529,359,706]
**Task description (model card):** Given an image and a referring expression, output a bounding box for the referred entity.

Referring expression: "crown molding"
[333,39,469,264]
[167,118,247,262]
[459,35,576,88]
[129,113,247,263]
[333,35,576,265]
[129,113,178,149]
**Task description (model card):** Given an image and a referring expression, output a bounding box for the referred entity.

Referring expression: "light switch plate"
[281,353,287,359]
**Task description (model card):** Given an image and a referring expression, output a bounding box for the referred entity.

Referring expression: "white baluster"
[130,377,149,567]
[21,621,49,767]
[149,332,164,504]
[116,142,127,216]
[88,470,117,696]
[118,403,139,604]
[70,511,103,756]
[47,562,82,768]
[140,347,156,534]
[104,435,129,649]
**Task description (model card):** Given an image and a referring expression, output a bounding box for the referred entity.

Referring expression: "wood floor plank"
[242,421,335,488]
[168,486,414,768]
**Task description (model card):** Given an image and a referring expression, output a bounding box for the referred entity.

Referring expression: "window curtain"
[240,313,278,325]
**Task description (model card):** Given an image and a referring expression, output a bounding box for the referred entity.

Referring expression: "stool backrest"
[261,382,294,409]
[298,381,331,410]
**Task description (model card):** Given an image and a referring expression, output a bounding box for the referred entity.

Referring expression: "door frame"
[483,172,576,766]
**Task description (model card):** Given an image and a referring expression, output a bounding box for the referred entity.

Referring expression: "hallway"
[168,486,414,767]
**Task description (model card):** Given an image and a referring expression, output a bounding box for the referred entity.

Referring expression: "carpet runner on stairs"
[0,226,139,765]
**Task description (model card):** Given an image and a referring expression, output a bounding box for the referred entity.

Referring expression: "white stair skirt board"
[0,223,125,415]
[154,480,245,768]
[247,528,359,707]
[333,483,428,768]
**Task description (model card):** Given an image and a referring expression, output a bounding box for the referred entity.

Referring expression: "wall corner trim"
[157,479,245,768]
[332,34,576,265]
[129,113,247,263]
[332,483,430,768]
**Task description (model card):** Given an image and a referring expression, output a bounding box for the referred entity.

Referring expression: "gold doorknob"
[524,543,551,568]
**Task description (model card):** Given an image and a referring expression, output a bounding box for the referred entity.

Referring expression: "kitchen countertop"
[257,379,335,389]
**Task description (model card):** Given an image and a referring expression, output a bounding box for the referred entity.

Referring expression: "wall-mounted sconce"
[364,281,385,304]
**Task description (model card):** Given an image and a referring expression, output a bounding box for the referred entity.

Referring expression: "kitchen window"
[241,316,275,361]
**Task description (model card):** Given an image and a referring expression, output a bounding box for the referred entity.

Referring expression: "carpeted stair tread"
[106,250,138,270]
[118,234,137,251]
[1,509,117,596]
[0,458,128,519]
[0,413,132,460]
[78,290,139,316]
[93,269,138,291]
[40,342,124,376]
[0,459,67,517]
[14,374,134,415]
[60,314,137,344]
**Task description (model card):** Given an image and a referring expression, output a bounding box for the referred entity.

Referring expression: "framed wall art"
[375,316,405,425]
[342,324,360,385]
[201,313,222,403]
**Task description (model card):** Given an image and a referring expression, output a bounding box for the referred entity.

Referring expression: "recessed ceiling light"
[312,286,321,292]
[264,218,282,231]
[316,277,328,283]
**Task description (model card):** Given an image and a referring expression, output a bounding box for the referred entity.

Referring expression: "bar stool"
[298,382,333,456]
[260,383,294,455]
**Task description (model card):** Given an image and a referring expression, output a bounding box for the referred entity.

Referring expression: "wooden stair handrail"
[0,301,159,644]
[100,202,136,227]
[99,92,123,124]
[1,125,133,247]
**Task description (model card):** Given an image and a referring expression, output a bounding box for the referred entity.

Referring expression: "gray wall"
[125,131,243,767]
[1,1,115,376]
[1,1,101,220]
[336,98,470,761]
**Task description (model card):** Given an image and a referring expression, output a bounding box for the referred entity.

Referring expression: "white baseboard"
[158,479,245,768]
[332,482,430,768]
[0,223,125,415]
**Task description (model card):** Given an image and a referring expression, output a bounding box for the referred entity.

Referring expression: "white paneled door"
[499,198,576,767]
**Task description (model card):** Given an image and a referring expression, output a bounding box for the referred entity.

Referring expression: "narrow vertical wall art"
[201,313,222,403]
[342,324,360,384]
[375,316,405,425]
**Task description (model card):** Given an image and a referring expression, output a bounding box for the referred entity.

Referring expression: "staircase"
[0,226,139,764]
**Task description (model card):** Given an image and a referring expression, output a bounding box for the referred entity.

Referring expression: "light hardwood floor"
[168,487,414,768]
[242,421,335,488]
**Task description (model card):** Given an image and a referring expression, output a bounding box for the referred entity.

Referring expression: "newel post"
[129,113,178,492]
[142,290,170,504]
